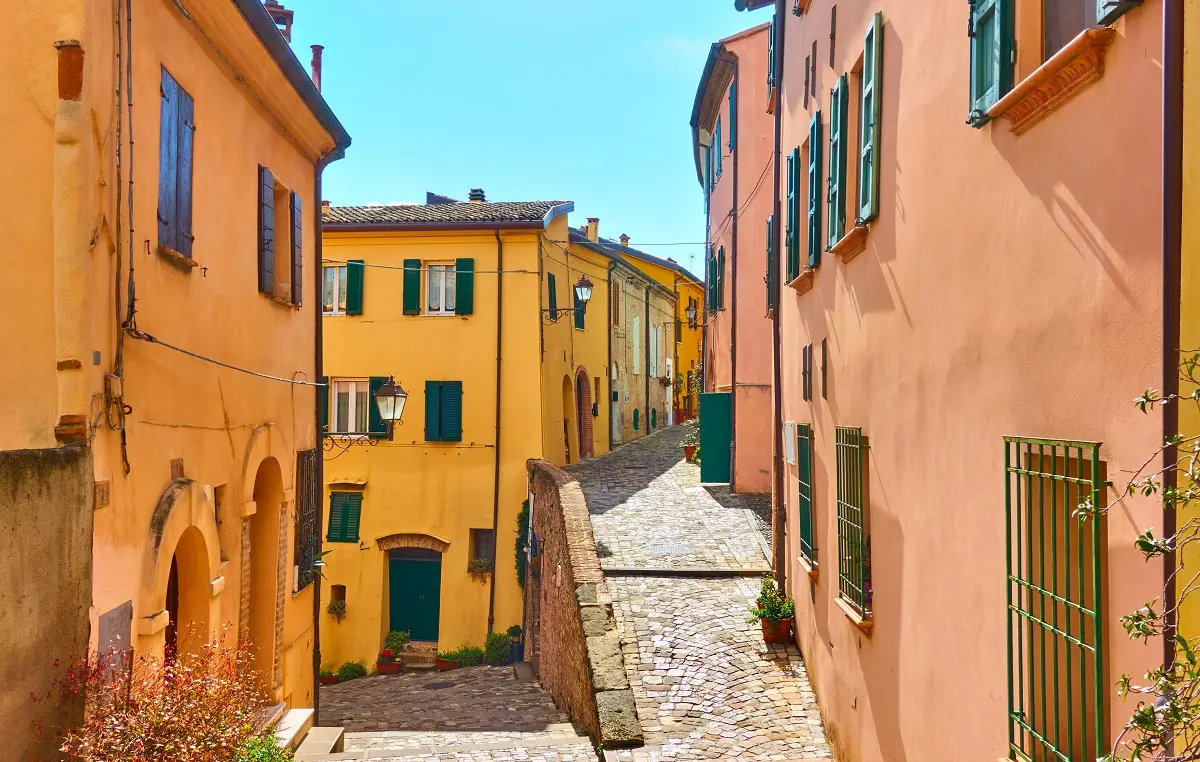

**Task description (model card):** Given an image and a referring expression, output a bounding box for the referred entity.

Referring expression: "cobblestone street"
[567,429,831,761]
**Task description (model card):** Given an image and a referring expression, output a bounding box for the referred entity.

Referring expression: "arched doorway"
[575,367,593,460]
[165,525,210,664]
[561,375,574,465]
[611,364,622,444]
[249,458,283,697]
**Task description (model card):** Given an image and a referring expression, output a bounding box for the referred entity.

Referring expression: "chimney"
[310,45,323,92]
[619,233,630,247]
[264,0,294,42]
[587,217,599,242]
[322,200,331,211]
[469,188,487,203]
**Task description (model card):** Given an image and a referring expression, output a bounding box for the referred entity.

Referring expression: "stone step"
[299,729,596,761]
[294,725,344,758]
[274,708,315,750]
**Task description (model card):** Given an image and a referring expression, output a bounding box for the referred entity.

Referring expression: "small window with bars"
[835,426,871,625]
[470,528,496,566]
[293,449,319,591]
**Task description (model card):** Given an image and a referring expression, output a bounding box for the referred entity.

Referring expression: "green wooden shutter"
[574,291,585,329]
[548,272,558,320]
[807,111,823,269]
[715,119,723,179]
[633,409,640,431]
[858,13,883,224]
[343,493,362,542]
[828,75,849,248]
[767,18,777,92]
[402,259,421,315]
[1097,0,1141,25]
[440,381,463,442]
[969,0,1013,126]
[765,216,775,312]
[455,258,475,315]
[728,80,737,150]
[785,151,796,282]
[345,259,364,315]
[716,247,726,309]
[319,376,329,433]
[327,493,347,542]
[368,376,387,439]
[706,253,714,309]
[424,381,442,441]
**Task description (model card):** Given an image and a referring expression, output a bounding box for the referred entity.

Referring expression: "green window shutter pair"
[716,247,726,309]
[327,492,362,543]
[574,292,585,329]
[765,216,775,312]
[424,381,463,442]
[827,75,850,248]
[319,376,330,433]
[547,272,558,320]
[367,376,387,439]
[807,111,823,269]
[858,13,883,224]
[787,147,802,280]
[968,0,1014,126]
[728,81,737,150]
[346,260,365,315]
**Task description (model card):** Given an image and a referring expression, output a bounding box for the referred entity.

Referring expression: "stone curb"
[601,566,770,578]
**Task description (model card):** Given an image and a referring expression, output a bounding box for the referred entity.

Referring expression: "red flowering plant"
[377,649,396,664]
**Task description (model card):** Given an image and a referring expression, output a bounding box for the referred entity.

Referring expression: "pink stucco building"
[693,23,775,493]
[745,0,1171,760]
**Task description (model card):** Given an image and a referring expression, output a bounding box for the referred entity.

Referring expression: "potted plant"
[434,651,460,671]
[376,648,401,674]
[318,669,339,686]
[749,576,795,644]
[681,419,699,462]
[326,599,346,623]
[467,557,493,582]
[384,630,411,653]
[335,661,367,683]
[507,625,524,663]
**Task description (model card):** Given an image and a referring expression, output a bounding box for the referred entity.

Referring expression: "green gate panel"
[389,557,442,642]
[699,392,732,484]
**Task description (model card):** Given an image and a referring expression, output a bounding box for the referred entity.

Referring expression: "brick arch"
[575,367,594,460]
[376,533,450,553]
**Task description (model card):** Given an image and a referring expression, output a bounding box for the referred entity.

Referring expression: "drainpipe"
[770,0,788,587]
[645,286,651,435]
[730,57,740,490]
[608,264,615,452]
[488,229,504,635]
[1162,0,1183,682]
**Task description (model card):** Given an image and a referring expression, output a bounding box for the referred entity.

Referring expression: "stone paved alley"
[319,427,828,761]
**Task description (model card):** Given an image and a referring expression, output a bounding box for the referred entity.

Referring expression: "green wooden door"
[389,552,442,642]
[699,392,732,484]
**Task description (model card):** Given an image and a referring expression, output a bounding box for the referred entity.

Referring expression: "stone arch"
[248,457,283,697]
[240,423,292,508]
[376,533,451,553]
[561,375,575,465]
[575,367,594,460]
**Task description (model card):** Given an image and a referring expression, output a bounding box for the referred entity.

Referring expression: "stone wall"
[0,447,93,760]
[524,460,642,748]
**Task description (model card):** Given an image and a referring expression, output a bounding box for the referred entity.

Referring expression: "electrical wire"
[125,328,326,387]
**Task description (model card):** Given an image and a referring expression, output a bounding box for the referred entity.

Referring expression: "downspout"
[1162,0,1183,679]
[702,157,711,392]
[608,264,615,452]
[488,229,504,635]
[730,57,740,490]
[770,0,788,587]
[645,287,652,435]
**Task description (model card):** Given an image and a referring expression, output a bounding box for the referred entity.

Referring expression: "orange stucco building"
[751,0,1167,760]
[0,0,348,753]
[693,22,775,493]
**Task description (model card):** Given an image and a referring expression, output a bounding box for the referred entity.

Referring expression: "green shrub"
[384,630,410,652]
[235,733,294,762]
[318,669,333,679]
[335,661,367,682]
[326,599,346,622]
[506,624,522,639]
[485,633,511,666]
[455,646,484,667]
[748,576,795,623]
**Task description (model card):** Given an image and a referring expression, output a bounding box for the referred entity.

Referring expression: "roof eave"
[690,45,737,188]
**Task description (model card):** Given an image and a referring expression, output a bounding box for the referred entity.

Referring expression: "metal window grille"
[293,448,319,591]
[797,424,816,567]
[835,426,870,617]
[471,528,497,564]
[1004,437,1105,762]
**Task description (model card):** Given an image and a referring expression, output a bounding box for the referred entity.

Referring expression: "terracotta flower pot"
[761,617,793,644]
[376,661,401,674]
[435,658,459,672]
[683,445,697,461]
[319,676,339,686]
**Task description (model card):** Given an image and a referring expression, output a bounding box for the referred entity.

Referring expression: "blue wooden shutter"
[290,191,302,305]
[807,111,823,269]
[346,259,364,315]
[176,85,195,258]
[158,69,179,253]
[548,272,558,320]
[858,13,883,224]
[402,259,420,315]
[455,258,474,315]
[828,75,849,248]
[343,493,362,542]
[969,0,1013,126]
[368,376,387,439]
[327,493,347,542]
[258,165,275,295]
[728,81,737,150]
[440,381,463,442]
[319,376,329,433]
[424,381,442,441]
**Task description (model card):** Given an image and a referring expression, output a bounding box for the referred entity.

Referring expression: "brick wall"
[524,460,642,748]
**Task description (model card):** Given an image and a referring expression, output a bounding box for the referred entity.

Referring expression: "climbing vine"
[515,498,530,588]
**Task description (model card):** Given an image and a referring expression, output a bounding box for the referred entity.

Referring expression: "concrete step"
[297,731,598,761]
[274,708,315,750]
[293,725,344,759]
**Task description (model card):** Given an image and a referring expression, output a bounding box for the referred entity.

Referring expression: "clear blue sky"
[283,0,771,279]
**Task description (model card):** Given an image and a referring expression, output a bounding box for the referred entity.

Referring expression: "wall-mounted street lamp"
[543,274,594,322]
[684,301,698,329]
[373,376,408,440]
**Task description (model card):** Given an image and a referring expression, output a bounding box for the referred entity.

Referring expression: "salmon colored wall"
[319,227,546,668]
[0,0,338,711]
[776,3,1163,761]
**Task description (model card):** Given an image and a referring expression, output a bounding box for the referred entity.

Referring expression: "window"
[327,492,362,543]
[676,319,682,344]
[728,80,737,151]
[858,13,883,224]
[294,449,319,591]
[811,41,818,98]
[322,265,348,314]
[1004,437,1106,762]
[807,112,823,269]
[470,528,496,566]
[835,426,870,621]
[650,326,661,377]
[766,216,776,313]
[801,344,813,402]
[426,263,457,315]
[332,380,371,435]
[797,424,816,568]
[257,167,302,305]
[1045,0,1089,59]
[632,314,642,375]
[821,338,828,399]
[968,0,1014,125]
[715,118,723,179]
[827,75,850,248]
[804,55,812,109]
[611,282,621,326]
[548,272,559,320]
[767,18,777,95]
[158,68,195,260]
[786,147,802,281]
[716,246,726,308]
[829,5,838,66]
[424,380,463,442]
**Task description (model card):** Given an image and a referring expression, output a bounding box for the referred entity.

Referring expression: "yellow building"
[0,0,349,753]
[1181,0,1198,685]
[319,195,617,668]
[596,234,705,420]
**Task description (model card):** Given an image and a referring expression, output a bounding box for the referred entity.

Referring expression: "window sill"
[787,269,815,296]
[834,596,874,636]
[157,244,198,272]
[828,225,869,263]
[797,555,819,582]
[792,0,812,15]
[327,479,367,490]
[767,85,777,115]
[263,292,300,310]
[986,27,1116,135]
